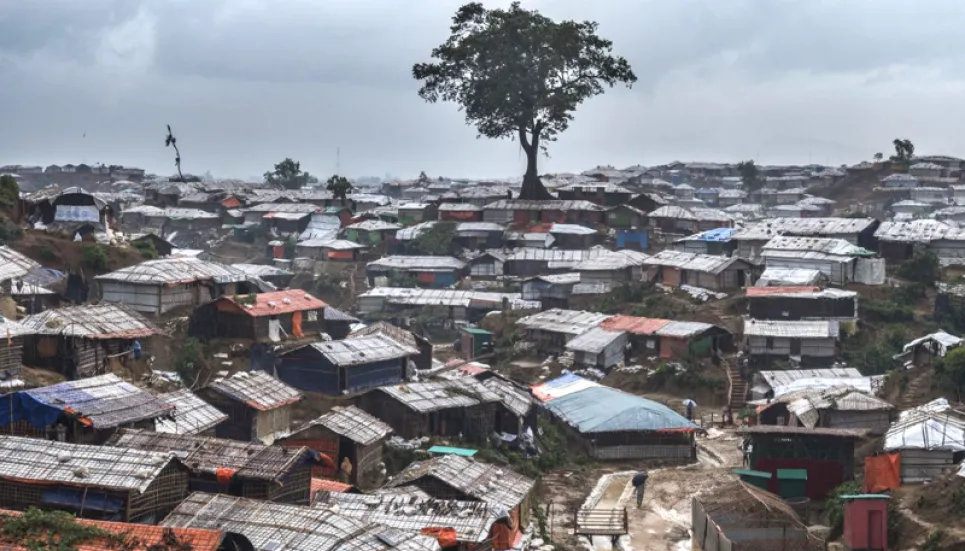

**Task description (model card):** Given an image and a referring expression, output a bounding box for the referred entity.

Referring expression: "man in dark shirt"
[632,471,649,508]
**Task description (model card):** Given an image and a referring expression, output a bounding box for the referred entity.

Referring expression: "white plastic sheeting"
[854,257,886,285]
[885,398,965,452]
[55,205,99,223]
[771,376,874,399]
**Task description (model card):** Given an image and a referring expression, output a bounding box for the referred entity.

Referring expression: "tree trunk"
[518,127,553,201]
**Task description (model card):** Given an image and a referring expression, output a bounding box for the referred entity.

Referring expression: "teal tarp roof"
[543,386,698,434]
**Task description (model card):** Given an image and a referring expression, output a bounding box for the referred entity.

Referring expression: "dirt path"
[616,429,743,551]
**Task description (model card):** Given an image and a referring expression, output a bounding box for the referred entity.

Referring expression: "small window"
[646,340,656,349]
[307,310,318,322]
[766,337,775,350]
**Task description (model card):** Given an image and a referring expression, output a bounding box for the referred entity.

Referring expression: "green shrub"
[37,245,56,262]
[860,299,913,323]
[133,239,158,260]
[0,220,22,244]
[898,248,940,286]
[81,244,109,272]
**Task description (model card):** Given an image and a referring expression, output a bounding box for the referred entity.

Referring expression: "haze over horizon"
[3,0,965,180]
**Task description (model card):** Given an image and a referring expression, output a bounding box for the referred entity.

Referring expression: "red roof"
[221,196,242,208]
[221,290,328,317]
[745,286,820,297]
[0,510,223,551]
[311,477,353,497]
[600,315,671,335]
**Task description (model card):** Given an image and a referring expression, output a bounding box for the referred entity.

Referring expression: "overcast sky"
[3,0,965,180]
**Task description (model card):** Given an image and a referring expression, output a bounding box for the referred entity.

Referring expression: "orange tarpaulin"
[864,452,901,493]
[216,467,237,485]
[421,527,458,548]
[292,311,303,338]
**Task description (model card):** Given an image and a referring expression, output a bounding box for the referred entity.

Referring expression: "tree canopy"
[737,160,762,191]
[326,174,353,202]
[265,158,312,190]
[891,139,915,162]
[413,2,636,200]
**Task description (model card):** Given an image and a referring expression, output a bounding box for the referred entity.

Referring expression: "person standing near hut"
[632,471,648,508]
[340,456,353,483]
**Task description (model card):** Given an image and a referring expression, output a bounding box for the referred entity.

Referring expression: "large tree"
[890,139,915,162]
[413,2,636,200]
[326,174,353,203]
[265,158,312,190]
[737,160,762,191]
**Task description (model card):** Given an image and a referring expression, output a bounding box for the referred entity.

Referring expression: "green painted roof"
[732,468,772,479]
[777,469,808,480]
[427,446,478,457]
[461,327,494,336]
[840,494,890,500]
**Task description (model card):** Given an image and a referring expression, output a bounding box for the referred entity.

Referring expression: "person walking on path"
[632,471,649,508]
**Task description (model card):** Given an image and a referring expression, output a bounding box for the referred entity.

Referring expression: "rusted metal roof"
[600,315,671,335]
[220,290,327,317]
[20,303,161,339]
[207,371,302,412]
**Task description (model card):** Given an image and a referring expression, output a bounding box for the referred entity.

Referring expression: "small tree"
[936,347,965,402]
[411,221,459,256]
[0,174,19,209]
[326,175,353,204]
[890,138,915,163]
[897,247,940,286]
[265,158,312,190]
[737,160,762,191]
[873,152,883,162]
[413,2,636,200]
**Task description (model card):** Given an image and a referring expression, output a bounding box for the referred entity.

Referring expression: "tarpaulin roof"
[540,383,698,434]
[885,398,965,452]
[0,374,174,429]
[220,290,327,317]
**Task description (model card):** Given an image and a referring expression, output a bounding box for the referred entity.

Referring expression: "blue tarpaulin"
[0,392,64,429]
[692,228,737,242]
[544,385,698,434]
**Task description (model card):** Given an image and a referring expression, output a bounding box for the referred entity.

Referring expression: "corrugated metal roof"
[155,389,228,435]
[745,286,821,297]
[162,493,439,551]
[368,256,466,271]
[454,222,504,233]
[438,202,482,211]
[481,377,533,418]
[207,371,302,412]
[565,327,625,354]
[0,435,174,493]
[874,220,951,243]
[757,368,862,390]
[293,405,392,446]
[655,320,716,338]
[385,454,535,510]
[483,199,602,211]
[230,263,294,278]
[395,221,438,241]
[738,425,869,439]
[243,203,323,213]
[314,492,494,543]
[96,257,249,285]
[350,321,422,350]
[524,272,581,285]
[378,378,500,413]
[733,217,877,240]
[761,236,874,257]
[643,250,744,274]
[649,205,732,222]
[743,319,834,338]
[220,290,326,317]
[0,246,40,284]
[305,334,418,367]
[507,248,608,262]
[324,306,360,323]
[19,374,174,428]
[517,308,611,335]
[20,303,161,339]
[359,288,538,310]
[345,220,402,231]
[574,250,650,271]
[107,428,310,481]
